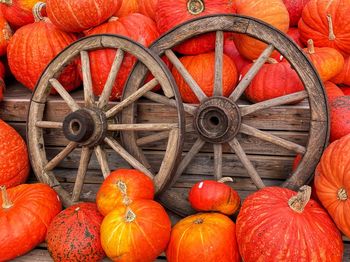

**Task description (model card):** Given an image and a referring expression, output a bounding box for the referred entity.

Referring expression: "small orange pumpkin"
[331,56,350,86]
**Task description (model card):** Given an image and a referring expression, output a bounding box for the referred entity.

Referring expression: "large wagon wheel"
[27,35,184,207]
[123,15,329,216]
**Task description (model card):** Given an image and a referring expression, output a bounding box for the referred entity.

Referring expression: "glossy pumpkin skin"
[299,0,350,56]
[236,187,343,262]
[46,202,105,262]
[101,199,171,262]
[330,96,350,142]
[283,0,310,26]
[96,169,155,216]
[189,180,241,215]
[331,56,350,86]
[234,0,289,60]
[172,52,238,103]
[324,81,344,100]
[0,14,12,56]
[156,0,235,55]
[314,134,350,237]
[0,119,29,188]
[166,213,240,262]
[0,183,62,261]
[224,35,251,73]
[85,14,159,100]
[7,18,80,93]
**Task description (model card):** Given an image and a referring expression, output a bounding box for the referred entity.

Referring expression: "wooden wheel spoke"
[104,136,154,179]
[98,49,125,108]
[241,91,308,116]
[49,78,80,112]
[80,51,95,107]
[213,144,223,180]
[44,142,78,172]
[71,146,93,202]
[36,121,63,129]
[108,123,178,132]
[165,49,207,102]
[228,138,265,189]
[229,45,275,102]
[95,145,110,179]
[214,31,224,96]
[105,78,158,118]
[240,124,306,154]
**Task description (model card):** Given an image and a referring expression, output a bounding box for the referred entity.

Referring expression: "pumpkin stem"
[327,14,336,41]
[0,0,12,5]
[33,2,46,22]
[1,186,13,209]
[187,0,205,15]
[307,39,315,54]
[267,58,278,64]
[288,185,312,213]
[125,208,136,223]
[108,17,119,22]
[194,218,204,224]
[337,188,348,201]
[218,177,234,183]
[117,180,127,195]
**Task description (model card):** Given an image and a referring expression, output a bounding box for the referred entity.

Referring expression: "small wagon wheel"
[123,15,329,216]
[27,34,185,207]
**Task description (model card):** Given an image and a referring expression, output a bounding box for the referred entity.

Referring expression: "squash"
[330,96,350,142]
[0,12,12,56]
[224,35,251,73]
[287,27,304,48]
[283,0,310,26]
[331,56,350,86]
[341,86,350,95]
[113,0,158,20]
[324,81,344,100]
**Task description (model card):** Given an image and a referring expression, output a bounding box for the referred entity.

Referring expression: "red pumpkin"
[0,184,62,261]
[172,52,238,103]
[96,169,155,216]
[331,56,350,86]
[314,134,350,237]
[287,27,304,48]
[46,0,118,32]
[85,14,159,100]
[330,96,350,142]
[139,0,158,20]
[299,0,350,56]
[324,81,344,100]
[341,86,350,95]
[237,186,343,262]
[156,0,235,55]
[234,0,289,60]
[0,13,12,56]
[166,213,240,262]
[189,178,240,215]
[114,0,139,17]
[101,199,171,262]
[224,35,251,73]
[242,60,304,103]
[47,202,105,262]
[283,0,310,26]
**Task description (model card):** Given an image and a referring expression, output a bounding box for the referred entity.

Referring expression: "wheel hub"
[194,97,241,143]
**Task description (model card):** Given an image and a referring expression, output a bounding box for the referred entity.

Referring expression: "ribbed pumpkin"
[324,81,344,100]
[314,134,350,237]
[46,0,118,32]
[84,14,159,100]
[341,86,350,95]
[0,13,12,56]
[0,0,46,28]
[139,0,158,20]
[166,213,240,262]
[331,56,350,85]
[0,184,62,261]
[236,186,343,262]
[224,35,251,73]
[189,178,240,215]
[298,0,350,56]
[283,0,310,26]
[114,0,158,20]
[242,60,304,103]
[96,169,155,216]
[46,202,105,262]
[234,0,289,60]
[155,0,235,55]
[0,119,29,188]
[287,27,304,48]
[304,39,344,82]
[7,11,81,93]
[101,199,171,262]
[330,96,350,142]
[172,52,237,103]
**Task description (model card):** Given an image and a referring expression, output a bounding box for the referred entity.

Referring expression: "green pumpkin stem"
[0,0,12,5]
[288,185,312,213]
[187,0,205,15]
[307,39,315,54]
[33,2,46,22]
[327,14,336,41]
[218,177,234,183]
[1,186,14,209]
[337,188,348,201]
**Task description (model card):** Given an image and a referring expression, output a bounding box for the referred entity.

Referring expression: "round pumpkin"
[46,0,118,32]
[298,0,350,56]
[0,183,62,261]
[172,52,238,103]
[341,86,350,95]
[283,0,310,26]
[314,134,350,237]
[84,14,159,100]
[101,199,171,262]
[0,13,12,56]
[166,212,240,262]
[46,202,105,262]
[324,81,344,100]
[330,96,350,142]
[189,178,240,215]
[114,0,139,17]
[236,186,343,262]
[139,0,158,20]
[224,35,251,73]
[331,56,350,86]
[287,27,304,48]
[155,0,235,55]
[234,0,289,60]
[96,169,155,216]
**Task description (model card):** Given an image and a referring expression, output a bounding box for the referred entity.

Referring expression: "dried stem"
[33,2,46,22]
[218,177,234,183]
[1,186,13,209]
[125,208,136,223]
[307,39,315,54]
[327,14,336,41]
[0,0,12,5]
[288,185,311,213]
[337,188,348,201]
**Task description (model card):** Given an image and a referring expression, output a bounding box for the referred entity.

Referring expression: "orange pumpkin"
[304,39,344,82]
[234,0,289,60]
[96,169,155,216]
[324,81,344,100]
[0,13,12,56]
[139,0,158,20]
[314,134,350,237]
[331,56,350,86]
[166,213,240,262]
[224,35,251,73]
[101,199,171,262]
[172,52,238,103]
[114,0,139,17]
